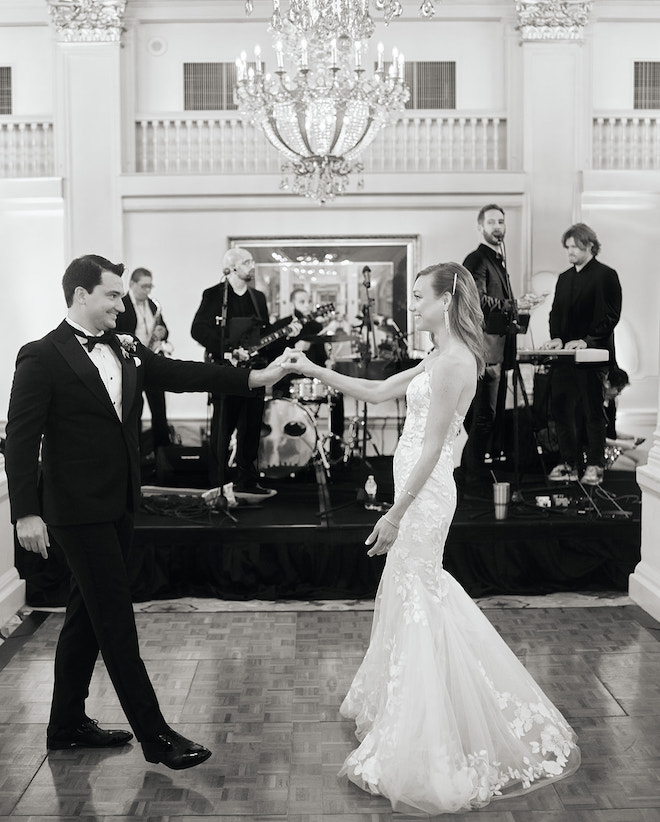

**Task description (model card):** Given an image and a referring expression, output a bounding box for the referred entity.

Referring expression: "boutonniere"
[116,334,138,360]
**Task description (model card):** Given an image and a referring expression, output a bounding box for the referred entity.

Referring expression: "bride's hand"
[280,348,314,375]
[365,515,399,557]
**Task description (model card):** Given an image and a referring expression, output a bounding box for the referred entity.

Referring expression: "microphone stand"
[356,267,379,460]
[496,242,546,499]
[211,268,231,489]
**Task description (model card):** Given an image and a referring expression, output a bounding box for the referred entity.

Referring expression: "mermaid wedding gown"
[339,364,580,815]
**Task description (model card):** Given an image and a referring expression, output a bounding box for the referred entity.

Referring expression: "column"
[47,0,126,260]
[0,473,25,627]
[630,392,660,620]
[516,0,593,273]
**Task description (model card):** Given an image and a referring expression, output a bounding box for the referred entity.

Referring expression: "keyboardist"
[540,223,622,487]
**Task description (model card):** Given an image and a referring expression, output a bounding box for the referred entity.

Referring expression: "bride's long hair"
[416,262,485,376]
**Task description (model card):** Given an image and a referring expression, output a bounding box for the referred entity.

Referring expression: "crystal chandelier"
[235,30,410,202]
[244,0,438,44]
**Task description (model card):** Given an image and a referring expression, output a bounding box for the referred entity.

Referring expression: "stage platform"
[16,456,641,607]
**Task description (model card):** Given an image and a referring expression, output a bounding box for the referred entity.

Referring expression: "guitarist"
[191,248,299,494]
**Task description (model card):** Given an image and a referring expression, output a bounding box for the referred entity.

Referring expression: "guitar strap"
[247,287,267,325]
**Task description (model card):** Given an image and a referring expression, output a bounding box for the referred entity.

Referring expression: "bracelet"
[382,515,400,529]
[404,489,416,500]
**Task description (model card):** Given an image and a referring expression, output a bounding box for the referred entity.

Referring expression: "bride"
[280,262,580,815]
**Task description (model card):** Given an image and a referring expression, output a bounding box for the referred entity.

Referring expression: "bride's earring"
[444,306,450,335]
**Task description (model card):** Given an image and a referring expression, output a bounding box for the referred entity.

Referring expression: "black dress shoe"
[47,718,133,750]
[142,729,212,770]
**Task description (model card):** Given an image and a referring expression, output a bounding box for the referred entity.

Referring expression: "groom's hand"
[16,515,50,559]
[247,355,287,389]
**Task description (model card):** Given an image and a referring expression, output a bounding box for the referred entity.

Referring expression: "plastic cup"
[493,482,510,520]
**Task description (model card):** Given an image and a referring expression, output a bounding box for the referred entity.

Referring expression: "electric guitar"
[222,303,335,367]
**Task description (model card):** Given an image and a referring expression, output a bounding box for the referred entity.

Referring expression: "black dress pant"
[140,388,171,450]
[209,390,265,487]
[461,363,502,482]
[550,364,608,468]
[48,514,168,742]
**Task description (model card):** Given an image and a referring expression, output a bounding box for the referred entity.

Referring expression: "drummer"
[270,288,346,459]
[270,288,328,399]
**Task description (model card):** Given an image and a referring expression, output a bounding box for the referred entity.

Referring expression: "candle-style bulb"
[354,40,362,68]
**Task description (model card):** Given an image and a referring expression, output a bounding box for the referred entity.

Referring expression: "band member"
[542,223,622,485]
[460,204,519,494]
[271,288,346,460]
[115,267,172,451]
[4,254,286,768]
[191,248,298,493]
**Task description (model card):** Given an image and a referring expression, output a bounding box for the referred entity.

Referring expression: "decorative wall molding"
[515,1,593,41]
[46,0,126,42]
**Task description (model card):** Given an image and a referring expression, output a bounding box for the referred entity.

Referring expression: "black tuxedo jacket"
[4,320,252,526]
[191,283,270,359]
[115,295,169,343]
[463,243,513,365]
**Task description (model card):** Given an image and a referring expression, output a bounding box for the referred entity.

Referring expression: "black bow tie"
[72,328,115,352]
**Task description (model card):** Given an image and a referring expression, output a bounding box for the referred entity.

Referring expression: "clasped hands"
[275,348,314,375]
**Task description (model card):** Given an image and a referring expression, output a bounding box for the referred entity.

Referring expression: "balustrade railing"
[8,113,660,180]
[135,113,509,174]
[592,114,660,170]
[0,119,54,178]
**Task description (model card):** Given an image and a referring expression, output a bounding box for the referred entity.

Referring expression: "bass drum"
[258,398,317,478]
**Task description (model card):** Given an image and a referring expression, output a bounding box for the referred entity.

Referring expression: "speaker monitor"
[155,445,209,488]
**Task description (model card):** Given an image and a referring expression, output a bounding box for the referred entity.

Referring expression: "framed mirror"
[230,235,420,359]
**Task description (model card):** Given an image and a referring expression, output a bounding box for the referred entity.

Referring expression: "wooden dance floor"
[0,601,659,820]
[17,456,642,608]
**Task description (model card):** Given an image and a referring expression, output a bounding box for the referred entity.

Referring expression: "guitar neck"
[246,306,332,358]
[248,325,291,355]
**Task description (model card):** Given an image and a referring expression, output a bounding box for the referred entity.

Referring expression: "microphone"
[362,266,371,288]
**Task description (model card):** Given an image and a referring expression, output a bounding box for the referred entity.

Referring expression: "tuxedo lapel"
[52,323,119,419]
[489,258,511,299]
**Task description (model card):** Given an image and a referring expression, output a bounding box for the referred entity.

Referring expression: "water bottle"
[364,475,378,509]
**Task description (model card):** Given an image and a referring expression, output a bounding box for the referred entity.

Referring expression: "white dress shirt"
[66,319,122,420]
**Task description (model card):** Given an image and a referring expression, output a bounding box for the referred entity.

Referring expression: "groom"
[4,254,286,770]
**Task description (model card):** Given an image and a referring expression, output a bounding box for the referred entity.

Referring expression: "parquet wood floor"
[0,604,659,821]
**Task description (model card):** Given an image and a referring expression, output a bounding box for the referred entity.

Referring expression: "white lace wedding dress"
[339,364,580,815]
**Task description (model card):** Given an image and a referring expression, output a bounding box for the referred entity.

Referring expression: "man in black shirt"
[191,248,274,493]
[542,223,622,486]
[461,204,518,493]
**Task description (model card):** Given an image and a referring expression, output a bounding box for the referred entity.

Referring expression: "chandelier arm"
[326,100,349,154]
[341,115,379,160]
[295,104,316,156]
[262,116,304,162]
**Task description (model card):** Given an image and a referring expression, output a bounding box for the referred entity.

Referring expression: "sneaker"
[581,465,604,486]
[232,483,277,501]
[548,463,578,482]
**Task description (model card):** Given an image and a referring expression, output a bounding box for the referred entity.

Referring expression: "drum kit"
[257,294,411,479]
[258,377,344,479]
